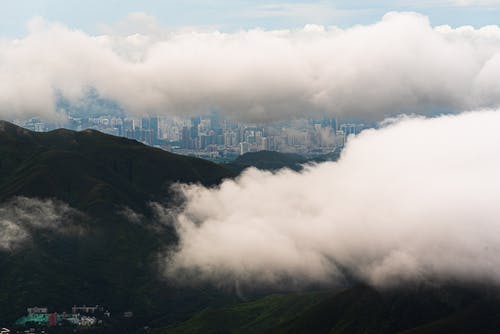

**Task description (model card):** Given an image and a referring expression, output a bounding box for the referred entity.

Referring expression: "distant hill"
[224,150,341,174]
[0,121,235,329]
[225,150,307,173]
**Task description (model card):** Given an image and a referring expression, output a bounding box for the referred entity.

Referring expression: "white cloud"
[163,110,500,288]
[2,12,500,121]
[0,13,500,124]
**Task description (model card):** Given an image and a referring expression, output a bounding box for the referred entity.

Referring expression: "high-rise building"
[150,116,159,145]
[240,142,249,155]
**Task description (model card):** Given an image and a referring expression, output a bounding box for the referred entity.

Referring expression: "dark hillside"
[0,121,235,329]
[156,285,500,334]
[0,120,233,215]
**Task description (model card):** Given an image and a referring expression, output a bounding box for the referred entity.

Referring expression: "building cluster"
[12,115,368,161]
[13,305,112,330]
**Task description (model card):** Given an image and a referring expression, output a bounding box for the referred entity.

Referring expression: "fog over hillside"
[0,197,83,251]
[163,110,500,288]
[3,12,500,121]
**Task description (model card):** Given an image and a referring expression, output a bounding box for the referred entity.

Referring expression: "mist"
[0,197,83,251]
[163,110,500,288]
[3,12,500,121]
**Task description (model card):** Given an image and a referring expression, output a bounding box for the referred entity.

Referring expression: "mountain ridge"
[0,120,234,215]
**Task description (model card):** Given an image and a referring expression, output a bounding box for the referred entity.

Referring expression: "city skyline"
[12,112,364,161]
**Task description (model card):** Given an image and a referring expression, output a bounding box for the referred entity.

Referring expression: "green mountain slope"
[0,120,234,214]
[155,292,327,334]
[0,121,235,329]
[157,285,500,334]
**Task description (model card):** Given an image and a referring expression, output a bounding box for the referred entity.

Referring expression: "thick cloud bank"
[0,197,83,251]
[3,12,500,121]
[165,110,500,287]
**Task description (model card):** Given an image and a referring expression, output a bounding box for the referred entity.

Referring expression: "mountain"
[225,151,308,173]
[155,285,500,334]
[0,121,235,330]
[224,151,309,173]
[224,150,342,174]
[0,120,234,215]
[155,291,327,334]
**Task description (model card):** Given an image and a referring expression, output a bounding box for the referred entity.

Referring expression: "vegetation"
[156,285,500,334]
[224,149,342,174]
[224,150,308,173]
[155,291,327,334]
[0,120,234,215]
[0,121,235,330]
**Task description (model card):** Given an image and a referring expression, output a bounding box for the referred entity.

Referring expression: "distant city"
[5,90,370,163]
[5,92,374,162]
[11,114,369,163]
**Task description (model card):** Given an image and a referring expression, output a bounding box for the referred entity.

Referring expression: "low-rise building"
[71,305,101,314]
[26,307,47,315]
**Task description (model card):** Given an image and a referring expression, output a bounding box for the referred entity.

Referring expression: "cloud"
[2,12,500,121]
[118,206,144,224]
[163,110,500,288]
[0,197,84,251]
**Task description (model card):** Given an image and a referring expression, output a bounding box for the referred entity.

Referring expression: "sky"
[2,0,500,37]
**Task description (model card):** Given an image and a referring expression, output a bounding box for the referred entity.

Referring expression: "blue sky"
[1,0,500,36]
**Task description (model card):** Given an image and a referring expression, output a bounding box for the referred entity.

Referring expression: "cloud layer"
[0,197,83,251]
[3,12,500,121]
[164,110,500,288]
